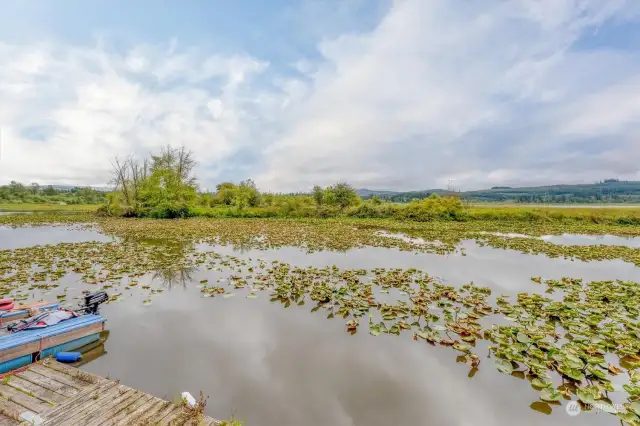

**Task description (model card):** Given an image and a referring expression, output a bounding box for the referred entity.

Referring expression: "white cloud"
[255,0,640,191]
[0,41,269,185]
[1,0,640,190]
[559,76,640,137]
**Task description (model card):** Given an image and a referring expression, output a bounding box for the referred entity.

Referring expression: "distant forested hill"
[0,182,106,204]
[358,180,640,204]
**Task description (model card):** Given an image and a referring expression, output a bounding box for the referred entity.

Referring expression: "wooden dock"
[0,360,220,425]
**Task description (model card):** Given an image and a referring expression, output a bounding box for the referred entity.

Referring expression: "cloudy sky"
[0,0,639,191]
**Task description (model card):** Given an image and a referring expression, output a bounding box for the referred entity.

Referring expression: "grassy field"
[190,203,640,225]
[465,205,640,223]
[470,202,640,208]
[2,202,640,225]
[0,203,100,212]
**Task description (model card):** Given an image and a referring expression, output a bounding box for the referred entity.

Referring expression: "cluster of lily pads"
[0,240,198,305]
[192,245,640,423]
[102,217,640,267]
[2,213,640,266]
[474,233,640,266]
[486,277,640,423]
[198,260,640,423]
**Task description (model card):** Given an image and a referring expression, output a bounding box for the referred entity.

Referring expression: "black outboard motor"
[79,291,109,314]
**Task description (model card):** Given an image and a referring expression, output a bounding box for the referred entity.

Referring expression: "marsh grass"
[1,200,639,226]
[184,203,640,226]
[0,203,99,212]
[219,418,245,426]
[172,391,207,425]
[466,205,640,225]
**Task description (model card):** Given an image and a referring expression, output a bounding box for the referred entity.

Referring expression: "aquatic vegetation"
[0,213,94,227]
[97,217,640,266]
[465,205,640,226]
[174,391,208,425]
[2,214,640,422]
[219,418,245,426]
[0,204,99,212]
[200,260,640,423]
[475,233,640,266]
[197,253,640,422]
[486,277,640,423]
[0,240,199,305]
[195,254,494,354]
[99,218,460,254]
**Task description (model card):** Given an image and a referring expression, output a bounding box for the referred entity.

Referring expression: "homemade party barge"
[0,292,108,373]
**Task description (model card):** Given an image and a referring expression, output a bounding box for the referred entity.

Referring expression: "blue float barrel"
[55,352,82,362]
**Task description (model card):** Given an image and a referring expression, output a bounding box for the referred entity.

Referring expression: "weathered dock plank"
[0,360,219,425]
[120,397,171,425]
[0,395,35,421]
[75,388,143,425]
[54,384,127,426]
[115,395,161,425]
[27,365,87,390]
[5,375,67,405]
[0,417,20,426]
[89,393,154,426]
[15,370,78,398]
[0,383,50,413]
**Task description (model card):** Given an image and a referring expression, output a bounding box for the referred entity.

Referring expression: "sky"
[0,0,639,192]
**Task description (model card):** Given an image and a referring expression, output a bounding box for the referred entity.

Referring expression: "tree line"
[370,181,640,204]
[0,182,105,205]
[100,145,464,220]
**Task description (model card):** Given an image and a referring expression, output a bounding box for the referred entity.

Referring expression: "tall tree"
[151,145,197,186]
[312,185,324,206]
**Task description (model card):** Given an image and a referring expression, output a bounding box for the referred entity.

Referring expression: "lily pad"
[539,388,562,402]
[530,401,552,415]
[494,359,514,374]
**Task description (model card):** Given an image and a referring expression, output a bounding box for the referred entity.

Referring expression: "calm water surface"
[1,226,632,426]
[541,233,640,247]
[0,225,114,249]
[481,231,640,248]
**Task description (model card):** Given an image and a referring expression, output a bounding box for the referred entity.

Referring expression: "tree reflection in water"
[125,236,198,290]
[151,264,198,290]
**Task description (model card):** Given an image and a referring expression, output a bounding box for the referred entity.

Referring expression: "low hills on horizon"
[357,179,640,204]
[4,179,640,205]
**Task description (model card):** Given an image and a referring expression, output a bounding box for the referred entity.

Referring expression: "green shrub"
[315,205,341,218]
[394,195,465,221]
[345,202,401,218]
[146,203,193,219]
[616,216,640,225]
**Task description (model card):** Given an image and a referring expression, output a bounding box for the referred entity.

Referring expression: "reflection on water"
[205,240,640,295]
[88,276,612,426]
[152,265,197,290]
[0,226,631,426]
[0,225,114,250]
[71,330,110,368]
[541,233,640,248]
[481,231,640,248]
[141,239,199,290]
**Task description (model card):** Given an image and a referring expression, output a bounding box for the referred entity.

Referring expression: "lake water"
[0,225,114,249]
[481,231,640,248]
[0,225,633,426]
[541,233,640,247]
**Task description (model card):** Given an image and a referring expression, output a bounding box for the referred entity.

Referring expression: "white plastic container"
[181,391,196,407]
